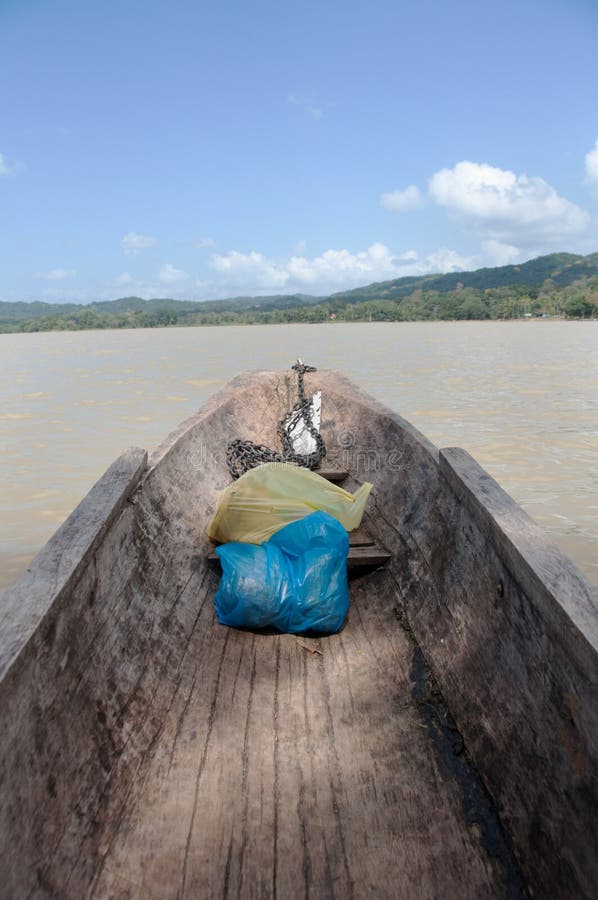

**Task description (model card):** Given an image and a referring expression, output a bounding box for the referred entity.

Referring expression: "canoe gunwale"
[439,446,598,661]
[0,446,148,683]
[399,446,598,900]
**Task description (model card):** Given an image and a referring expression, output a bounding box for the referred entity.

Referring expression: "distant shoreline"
[2,250,597,333]
[2,316,597,338]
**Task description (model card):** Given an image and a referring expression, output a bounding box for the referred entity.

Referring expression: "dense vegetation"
[1,252,597,333]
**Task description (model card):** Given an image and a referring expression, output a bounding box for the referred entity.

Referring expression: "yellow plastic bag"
[208,462,372,544]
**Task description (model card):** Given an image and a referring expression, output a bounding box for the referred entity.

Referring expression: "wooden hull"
[0,370,597,899]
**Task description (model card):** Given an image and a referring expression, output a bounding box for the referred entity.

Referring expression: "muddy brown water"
[1,320,597,588]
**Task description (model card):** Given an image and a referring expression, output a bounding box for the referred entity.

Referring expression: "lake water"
[1,321,597,588]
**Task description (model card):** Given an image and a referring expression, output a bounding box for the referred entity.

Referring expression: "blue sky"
[1,0,598,303]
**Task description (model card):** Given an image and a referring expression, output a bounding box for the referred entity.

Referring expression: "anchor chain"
[226,360,327,479]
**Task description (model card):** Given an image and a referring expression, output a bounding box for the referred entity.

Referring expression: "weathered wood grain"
[0,446,147,679]
[90,571,512,900]
[423,448,598,899]
[207,533,391,572]
[0,370,596,899]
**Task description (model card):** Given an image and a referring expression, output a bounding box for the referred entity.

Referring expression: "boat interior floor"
[89,565,516,899]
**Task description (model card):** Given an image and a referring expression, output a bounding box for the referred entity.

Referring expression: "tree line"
[1,277,596,333]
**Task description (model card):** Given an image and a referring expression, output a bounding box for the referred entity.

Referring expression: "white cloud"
[480,240,521,266]
[0,152,18,176]
[158,263,188,283]
[287,93,324,120]
[18,240,494,305]
[192,237,216,249]
[380,185,423,213]
[35,268,77,281]
[209,242,475,296]
[212,250,289,290]
[585,140,598,185]
[428,160,590,249]
[288,243,402,286]
[424,247,477,272]
[114,272,135,287]
[121,232,157,255]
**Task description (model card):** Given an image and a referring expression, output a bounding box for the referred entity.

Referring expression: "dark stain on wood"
[409,645,527,900]
[46,774,57,800]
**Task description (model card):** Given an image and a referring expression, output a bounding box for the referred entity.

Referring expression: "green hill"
[0,292,324,327]
[0,300,82,322]
[1,251,597,332]
[329,252,598,304]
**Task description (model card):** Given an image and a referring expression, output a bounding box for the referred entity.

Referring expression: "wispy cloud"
[158,263,188,283]
[287,93,325,120]
[192,237,216,249]
[121,232,157,255]
[380,185,423,213]
[114,272,135,287]
[585,139,598,188]
[0,152,21,176]
[35,268,77,281]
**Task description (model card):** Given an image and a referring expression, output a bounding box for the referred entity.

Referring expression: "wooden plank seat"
[312,466,349,483]
[207,468,390,572]
[208,529,391,573]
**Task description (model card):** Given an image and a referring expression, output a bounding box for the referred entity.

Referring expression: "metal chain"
[226,360,327,479]
[278,361,326,466]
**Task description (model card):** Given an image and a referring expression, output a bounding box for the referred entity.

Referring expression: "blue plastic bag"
[214,511,350,634]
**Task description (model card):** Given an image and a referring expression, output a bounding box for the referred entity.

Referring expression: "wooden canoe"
[1,369,597,899]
